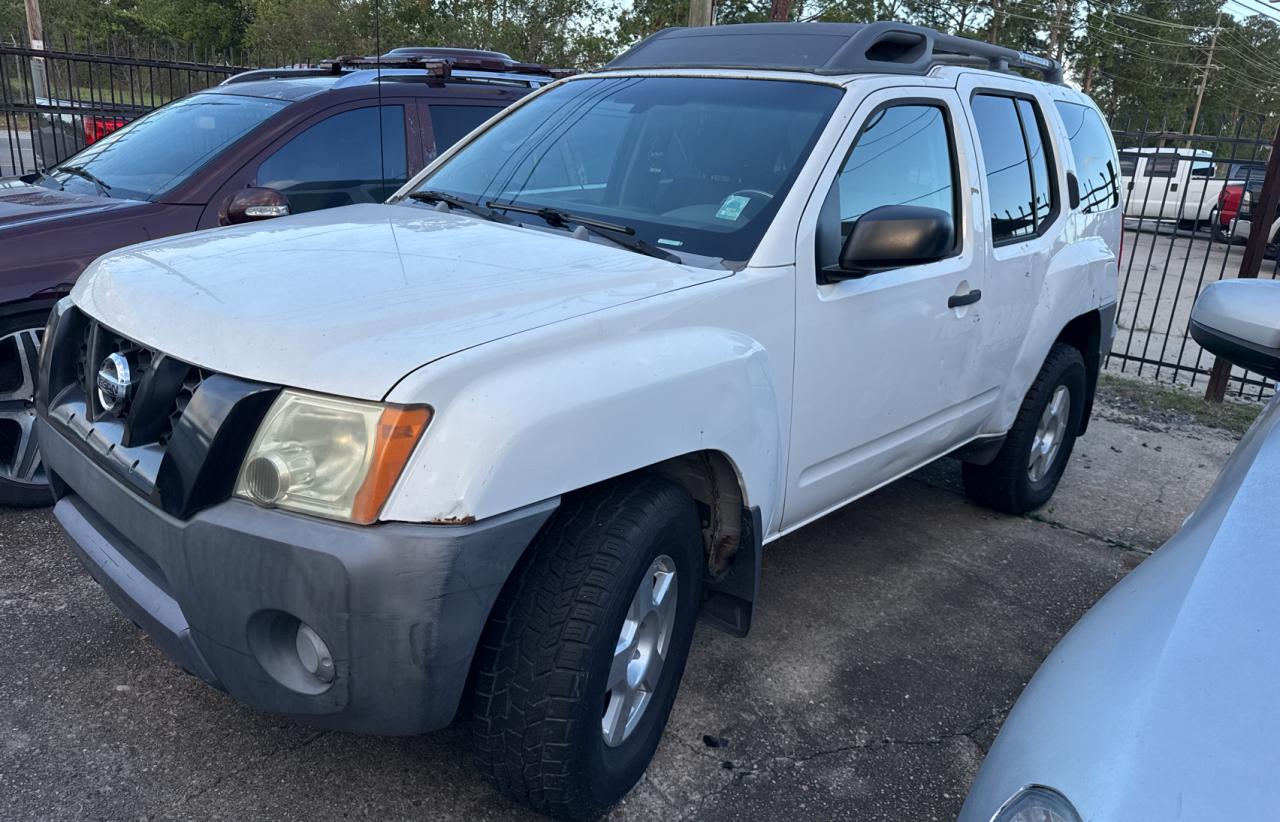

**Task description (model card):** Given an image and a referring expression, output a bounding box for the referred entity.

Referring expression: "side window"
[258,105,407,214]
[1145,155,1178,177]
[1053,101,1119,213]
[830,103,957,246]
[1119,152,1138,177]
[429,105,504,156]
[970,94,1057,243]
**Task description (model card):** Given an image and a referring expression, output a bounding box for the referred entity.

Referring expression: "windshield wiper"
[56,165,112,197]
[409,189,513,224]
[485,201,682,264]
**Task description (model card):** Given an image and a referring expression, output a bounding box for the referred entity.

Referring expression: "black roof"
[605,22,1063,84]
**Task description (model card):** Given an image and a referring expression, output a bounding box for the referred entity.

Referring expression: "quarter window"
[258,105,407,214]
[828,103,958,257]
[1054,101,1119,213]
[971,94,1057,243]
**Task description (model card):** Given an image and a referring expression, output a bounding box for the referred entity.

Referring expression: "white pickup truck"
[1119,147,1219,227]
[35,22,1122,820]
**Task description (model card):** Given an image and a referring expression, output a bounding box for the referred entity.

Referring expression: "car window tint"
[1119,152,1138,176]
[429,105,504,156]
[258,105,407,214]
[971,94,1036,242]
[1053,101,1119,213]
[1017,98,1055,228]
[834,104,956,234]
[1145,155,1177,177]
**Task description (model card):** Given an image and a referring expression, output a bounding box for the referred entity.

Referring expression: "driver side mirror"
[1190,280,1280,381]
[223,187,290,226]
[824,205,954,282]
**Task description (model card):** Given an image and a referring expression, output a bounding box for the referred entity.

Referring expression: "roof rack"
[222,49,575,86]
[604,21,1064,85]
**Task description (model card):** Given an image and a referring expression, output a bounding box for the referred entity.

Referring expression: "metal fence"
[0,35,260,175]
[1108,113,1278,401]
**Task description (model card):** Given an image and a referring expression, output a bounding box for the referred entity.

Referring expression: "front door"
[783,87,991,530]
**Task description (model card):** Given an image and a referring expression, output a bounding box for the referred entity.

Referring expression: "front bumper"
[39,417,556,735]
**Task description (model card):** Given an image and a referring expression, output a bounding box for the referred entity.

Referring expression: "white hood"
[72,203,729,399]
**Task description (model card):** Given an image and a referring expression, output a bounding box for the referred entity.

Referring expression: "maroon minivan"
[0,49,555,505]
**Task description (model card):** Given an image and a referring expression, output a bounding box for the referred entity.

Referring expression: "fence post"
[23,0,48,100]
[1205,119,1280,402]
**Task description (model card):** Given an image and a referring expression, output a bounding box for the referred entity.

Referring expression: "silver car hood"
[961,395,1280,821]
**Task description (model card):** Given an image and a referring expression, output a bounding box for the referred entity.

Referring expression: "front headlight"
[991,786,1082,822]
[234,390,431,524]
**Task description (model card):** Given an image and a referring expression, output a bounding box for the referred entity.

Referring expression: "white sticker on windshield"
[657,238,683,247]
[715,195,751,221]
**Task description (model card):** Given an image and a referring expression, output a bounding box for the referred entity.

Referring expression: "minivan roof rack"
[605,21,1064,85]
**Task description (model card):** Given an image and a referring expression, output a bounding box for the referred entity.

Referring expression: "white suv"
[36,22,1121,820]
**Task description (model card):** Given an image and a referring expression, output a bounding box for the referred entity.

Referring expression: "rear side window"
[429,105,504,156]
[1119,152,1138,176]
[1145,155,1177,177]
[1054,101,1119,213]
[970,94,1057,243]
[258,105,407,214]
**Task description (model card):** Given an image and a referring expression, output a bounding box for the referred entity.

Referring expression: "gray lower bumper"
[39,418,556,735]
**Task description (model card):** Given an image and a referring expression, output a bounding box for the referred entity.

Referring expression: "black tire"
[962,343,1087,515]
[471,476,703,821]
[1212,220,1233,245]
[0,310,53,507]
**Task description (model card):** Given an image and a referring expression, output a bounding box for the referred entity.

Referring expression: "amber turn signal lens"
[350,405,433,525]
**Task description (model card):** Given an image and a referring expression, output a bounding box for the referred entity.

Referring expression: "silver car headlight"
[991,786,1082,822]
[234,390,431,524]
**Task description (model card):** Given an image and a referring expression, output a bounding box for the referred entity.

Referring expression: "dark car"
[0,49,557,506]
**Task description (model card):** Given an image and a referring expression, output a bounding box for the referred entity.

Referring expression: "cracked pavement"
[0,394,1240,821]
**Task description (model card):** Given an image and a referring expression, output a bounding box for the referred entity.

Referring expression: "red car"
[1212,161,1266,244]
[0,49,555,505]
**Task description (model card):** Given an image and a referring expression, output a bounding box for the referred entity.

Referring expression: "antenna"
[375,0,385,199]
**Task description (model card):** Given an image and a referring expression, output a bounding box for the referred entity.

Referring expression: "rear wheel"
[471,476,703,820]
[0,311,52,507]
[1211,210,1235,244]
[962,343,1086,515]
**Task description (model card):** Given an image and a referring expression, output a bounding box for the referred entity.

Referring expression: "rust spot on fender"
[430,514,477,526]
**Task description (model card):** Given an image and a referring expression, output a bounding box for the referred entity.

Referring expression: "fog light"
[243,444,316,505]
[295,623,334,683]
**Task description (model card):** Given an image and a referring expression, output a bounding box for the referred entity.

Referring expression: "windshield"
[39,93,287,200]
[412,76,842,265]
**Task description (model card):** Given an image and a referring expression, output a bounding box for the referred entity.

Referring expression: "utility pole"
[1188,12,1222,144]
[689,0,714,27]
[1205,118,1280,401]
[769,0,792,21]
[23,0,48,101]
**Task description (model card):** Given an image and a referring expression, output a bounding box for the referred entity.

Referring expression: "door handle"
[948,289,982,308]
[1171,182,1179,192]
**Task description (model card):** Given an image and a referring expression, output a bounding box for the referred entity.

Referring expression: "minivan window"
[413,76,843,265]
[833,103,957,238]
[1054,101,1119,213]
[971,94,1048,243]
[429,105,504,157]
[258,105,407,214]
[38,93,287,200]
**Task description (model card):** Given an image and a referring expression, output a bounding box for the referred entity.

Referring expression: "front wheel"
[471,476,703,820]
[962,343,1086,515]
[0,311,52,507]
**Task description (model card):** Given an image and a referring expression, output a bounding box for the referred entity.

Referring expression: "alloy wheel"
[1028,384,1070,484]
[602,554,678,747]
[0,327,46,487]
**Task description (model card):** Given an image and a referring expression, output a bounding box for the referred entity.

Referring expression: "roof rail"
[222,51,575,87]
[604,21,1064,85]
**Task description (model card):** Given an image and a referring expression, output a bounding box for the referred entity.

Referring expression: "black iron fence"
[0,35,266,175]
[1108,113,1278,400]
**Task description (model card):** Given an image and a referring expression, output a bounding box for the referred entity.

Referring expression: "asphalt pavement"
[0,388,1240,821]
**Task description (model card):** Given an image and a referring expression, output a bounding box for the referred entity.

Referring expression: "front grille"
[70,317,208,448]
